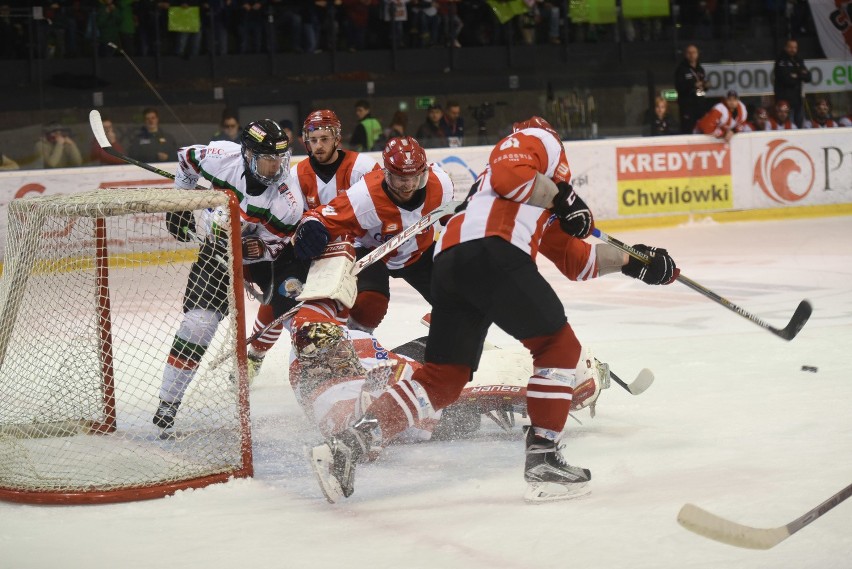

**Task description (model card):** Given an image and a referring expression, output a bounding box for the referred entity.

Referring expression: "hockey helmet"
[382,136,428,198]
[240,119,290,186]
[512,116,562,145]
[303,109,342,141]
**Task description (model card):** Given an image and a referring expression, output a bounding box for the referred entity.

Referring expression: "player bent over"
[308,117,680,503]
[153,120,308,430]
[247,110,380,378]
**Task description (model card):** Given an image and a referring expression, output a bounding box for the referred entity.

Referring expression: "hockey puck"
[801,365,818,373]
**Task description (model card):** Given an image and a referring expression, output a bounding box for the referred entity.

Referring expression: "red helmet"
[382,136,427,176]
[755,107,769,119]
[512,116,561,144]
[302,109,341,140]
[775,100,790,113]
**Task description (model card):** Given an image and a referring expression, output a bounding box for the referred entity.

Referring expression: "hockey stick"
[677,482,852,550]
[610,368,653,395]
[223,200,463,359]
[592,228,812,341]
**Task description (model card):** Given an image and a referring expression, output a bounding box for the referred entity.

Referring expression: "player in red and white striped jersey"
[247,110,380,378]
[768,100,798,130]
[308,117,680,503]
[294,135,455,332]
[694,90,748,142]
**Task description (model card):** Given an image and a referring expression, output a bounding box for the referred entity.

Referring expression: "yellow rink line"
[1,204,851,276]
[596,203,852,233]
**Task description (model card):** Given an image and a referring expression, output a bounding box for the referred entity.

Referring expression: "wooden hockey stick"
[593,228,812,341]
[677,482,852,550]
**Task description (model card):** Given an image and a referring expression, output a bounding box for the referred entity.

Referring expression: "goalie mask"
[241,119,291,186]
[382,136,428,202]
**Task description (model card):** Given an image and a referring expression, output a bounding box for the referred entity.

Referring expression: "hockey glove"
[551,182,594,239]
[294,217,331,260]
[242,236,267,261]
[621,244,680,285]
[165,210,196,242]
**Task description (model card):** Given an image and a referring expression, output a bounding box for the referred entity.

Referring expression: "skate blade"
[307,444,343,504]
[524,481,591,503]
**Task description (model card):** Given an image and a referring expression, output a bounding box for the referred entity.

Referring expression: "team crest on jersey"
[385,223,399,232]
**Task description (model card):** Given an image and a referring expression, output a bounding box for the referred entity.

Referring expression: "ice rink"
[2,214,851,568]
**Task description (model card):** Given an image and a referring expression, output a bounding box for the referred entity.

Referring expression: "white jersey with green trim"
[175,140,305,262]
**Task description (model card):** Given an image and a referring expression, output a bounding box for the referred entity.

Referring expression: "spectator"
[349,99,383,151]
[439,99,464,146]
[773,39,811,128]
[415,103,446,147]
[35,122,84,169]
[278,118,308,155]
[96,0,124,56]
[438,0,462,47]
[341,0,371,51]
[173,0,203,58]
[803,98,839,128]
[238,0,267,54]
[128,107,178,163]
[385,110,407,138]
[694,90,747,142]
[741,107,770,132]
[211,109,241,142]
[90,117,128,165]
[769,100,797,130]
[646,96,674,136]
[383,0,410,48]
[674,44,708,134]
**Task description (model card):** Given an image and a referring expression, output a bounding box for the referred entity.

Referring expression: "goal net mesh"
[0,188,251,503]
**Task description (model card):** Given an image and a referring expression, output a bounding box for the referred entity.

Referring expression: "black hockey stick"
[610,368,653,395]
[90,109,187,183]
[677,481,852,550]
[593,228,812,341]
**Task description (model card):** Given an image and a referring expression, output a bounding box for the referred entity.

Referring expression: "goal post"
[0,188,252,504]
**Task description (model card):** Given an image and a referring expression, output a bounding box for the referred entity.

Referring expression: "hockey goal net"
[0,188,251,504]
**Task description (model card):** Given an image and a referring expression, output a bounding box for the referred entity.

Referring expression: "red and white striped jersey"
[289,151,380,209]
[694,100,748,137]
[803,118,839,128]
[538,222,597,281]
[307,165,455,270]
[435,127,571,258]
[768,117,798,130]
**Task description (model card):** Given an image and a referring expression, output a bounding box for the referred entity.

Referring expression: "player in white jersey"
[247,110,380,378]
[308,117,680,503]
[153,119,308,429]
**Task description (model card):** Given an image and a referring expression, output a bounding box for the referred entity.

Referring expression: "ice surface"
[2,216,851,568]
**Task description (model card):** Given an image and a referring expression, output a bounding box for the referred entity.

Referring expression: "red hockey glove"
[621,244,680,285]
[551,182,594,239]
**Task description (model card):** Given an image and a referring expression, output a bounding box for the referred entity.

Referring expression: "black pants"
[184,240,308,319]
[425,237,567,369]
[354,243,435,303]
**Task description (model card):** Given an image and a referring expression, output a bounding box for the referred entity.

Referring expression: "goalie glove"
[165,210,196,242]
[551,182,594,239]
[294,217,331,260]
[621,244,680,285]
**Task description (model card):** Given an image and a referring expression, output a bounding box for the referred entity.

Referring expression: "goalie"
[153,119,309,430]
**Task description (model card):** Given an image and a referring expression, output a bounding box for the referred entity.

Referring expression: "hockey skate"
[523,426,591,503]
[153,400,181,429]
[309,417,378,503]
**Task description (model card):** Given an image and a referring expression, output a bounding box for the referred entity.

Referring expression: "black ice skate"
[309,417,378,503]
[153,400,181,429]
[523,426,591,503]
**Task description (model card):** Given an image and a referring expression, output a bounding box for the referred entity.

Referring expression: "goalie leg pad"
[296,242,357,308]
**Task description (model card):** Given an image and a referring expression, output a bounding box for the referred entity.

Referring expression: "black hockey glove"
[242,236,267,261]
[551,182,594,239]
[165,210,196,242]
[293,217,330,260]
[621,244,680,285]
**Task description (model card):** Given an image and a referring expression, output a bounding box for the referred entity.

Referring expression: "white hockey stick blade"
[90,110,111,148]
[626,368,654,395]
[678,482,852,550]
[677,503,790,550]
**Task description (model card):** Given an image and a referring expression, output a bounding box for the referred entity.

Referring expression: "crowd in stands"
[0,1,818,60]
